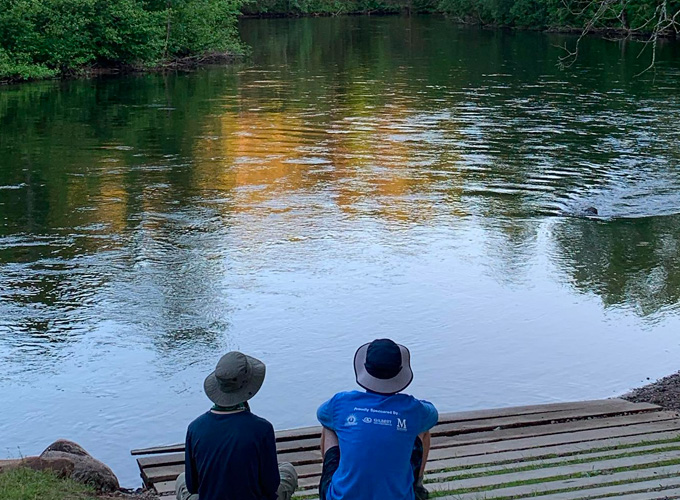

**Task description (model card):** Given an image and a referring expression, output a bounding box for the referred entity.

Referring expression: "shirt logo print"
[397,418,407,431]
[346,414,358,426]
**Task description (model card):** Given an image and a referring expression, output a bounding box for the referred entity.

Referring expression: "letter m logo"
[397,418,407,431]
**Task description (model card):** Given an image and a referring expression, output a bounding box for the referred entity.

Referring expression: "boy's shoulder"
[188,411,274,433]
[331,390,363,401]
[247,412,275,431]
[188,410,212,429]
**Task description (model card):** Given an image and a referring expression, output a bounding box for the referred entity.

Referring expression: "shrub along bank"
[244,0,680,38]
[0,0,245,82]
[1,0,676,82]
[241,0,438,15]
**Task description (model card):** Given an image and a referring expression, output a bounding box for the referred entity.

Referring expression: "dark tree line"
[1,0,677,82]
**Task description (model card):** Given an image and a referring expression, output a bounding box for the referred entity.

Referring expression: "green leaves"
[437,0,679,31]
[0,0,246,82]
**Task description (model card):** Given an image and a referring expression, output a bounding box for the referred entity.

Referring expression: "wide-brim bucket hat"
[204,351,266,407]
[354,339,413,395]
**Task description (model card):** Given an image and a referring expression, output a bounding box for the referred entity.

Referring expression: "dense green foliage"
[0,0,676,82]
[242,0,438,15]
[437,0,680,30]
[245,0,680,33]
[0,0,244,82]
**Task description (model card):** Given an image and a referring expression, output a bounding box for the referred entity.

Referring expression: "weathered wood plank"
[507,478,680,500]
[296,449,680,496]
[433,402,662,438]
[142,464,184,485]
[424,430,680,473]
[139,420,680,492]
[141,429,680,494]
[138,453,184,468]
[425,440,680,483]
[295,440,680,489]
[134,399,672,497]
[428,448,680,494]
[137,412,677,471]
[586,487,680,500]
[137,441,321,470]
[276,449,323,466]
[131,444,184,456]
[153,437,680,490]
[428,419,680,462]
[432,411,679,449]
[432,398,658,422]
[162,413,680,470]
[438,463,680,500]
[131,400,659,456]
[153,480,176,496]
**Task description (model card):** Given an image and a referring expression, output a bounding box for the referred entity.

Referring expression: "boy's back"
[185,411,280,500]
[318,390,438,500]
[316,339,439,500]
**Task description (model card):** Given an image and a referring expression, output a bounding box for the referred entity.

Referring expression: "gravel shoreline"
[622,371,680,411]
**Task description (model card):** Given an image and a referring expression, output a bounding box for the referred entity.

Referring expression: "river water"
[1,16,680,486]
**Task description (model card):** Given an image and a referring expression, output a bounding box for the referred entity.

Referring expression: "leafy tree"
[0,0,245,82]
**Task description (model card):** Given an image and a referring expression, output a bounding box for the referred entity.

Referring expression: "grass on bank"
[0,467,98,500]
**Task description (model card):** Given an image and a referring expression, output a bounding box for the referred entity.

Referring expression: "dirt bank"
[622,371,680,411]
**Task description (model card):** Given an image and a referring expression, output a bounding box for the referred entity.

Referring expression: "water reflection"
[1,15,680,486]
[553,215,680,317]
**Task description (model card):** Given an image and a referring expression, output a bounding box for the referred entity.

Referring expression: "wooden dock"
[132,398,680,499]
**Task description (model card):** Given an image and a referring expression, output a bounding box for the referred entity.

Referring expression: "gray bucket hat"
[354,339,413,395]
[204,352,266,407]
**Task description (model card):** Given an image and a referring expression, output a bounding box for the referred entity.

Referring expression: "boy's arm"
[184,428,199,494]
[259,425,281,500]
[317,396,336,430]
[418,400,439,434]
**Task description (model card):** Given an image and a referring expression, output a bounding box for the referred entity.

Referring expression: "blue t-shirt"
[317,390,439,500]
[184,411,280,500]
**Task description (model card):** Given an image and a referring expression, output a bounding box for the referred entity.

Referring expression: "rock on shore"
[0,439,120,492]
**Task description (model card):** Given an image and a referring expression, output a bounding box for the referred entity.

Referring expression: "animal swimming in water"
[557,206,600,218]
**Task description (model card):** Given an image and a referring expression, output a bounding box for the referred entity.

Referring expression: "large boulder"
[40,440,120,492]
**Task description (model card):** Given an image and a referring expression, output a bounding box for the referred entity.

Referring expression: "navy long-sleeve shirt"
[184,410,280,500]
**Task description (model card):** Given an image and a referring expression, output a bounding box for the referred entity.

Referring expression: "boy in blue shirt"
[317,339,438,500]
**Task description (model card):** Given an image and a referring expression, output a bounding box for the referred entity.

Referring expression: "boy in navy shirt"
[317,339,438,500]
[176,351,298,500]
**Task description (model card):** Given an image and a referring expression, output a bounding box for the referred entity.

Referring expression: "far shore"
[2,13,677,86]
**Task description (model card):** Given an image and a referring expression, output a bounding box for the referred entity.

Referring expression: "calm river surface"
[2,16,680,486]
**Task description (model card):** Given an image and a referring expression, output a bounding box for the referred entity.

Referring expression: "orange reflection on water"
[193,104,462,222]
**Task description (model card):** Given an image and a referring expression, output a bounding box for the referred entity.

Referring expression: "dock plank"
[138,414,679,472]
[429,449,680,494]
[296,441,680,489]
[534,482,680,500]
[132,399,674,498]
[432,411,679,448]
[428,418,680,461]
[296,448,680,496]
[131,399,659,456]
[440,463,680,499]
